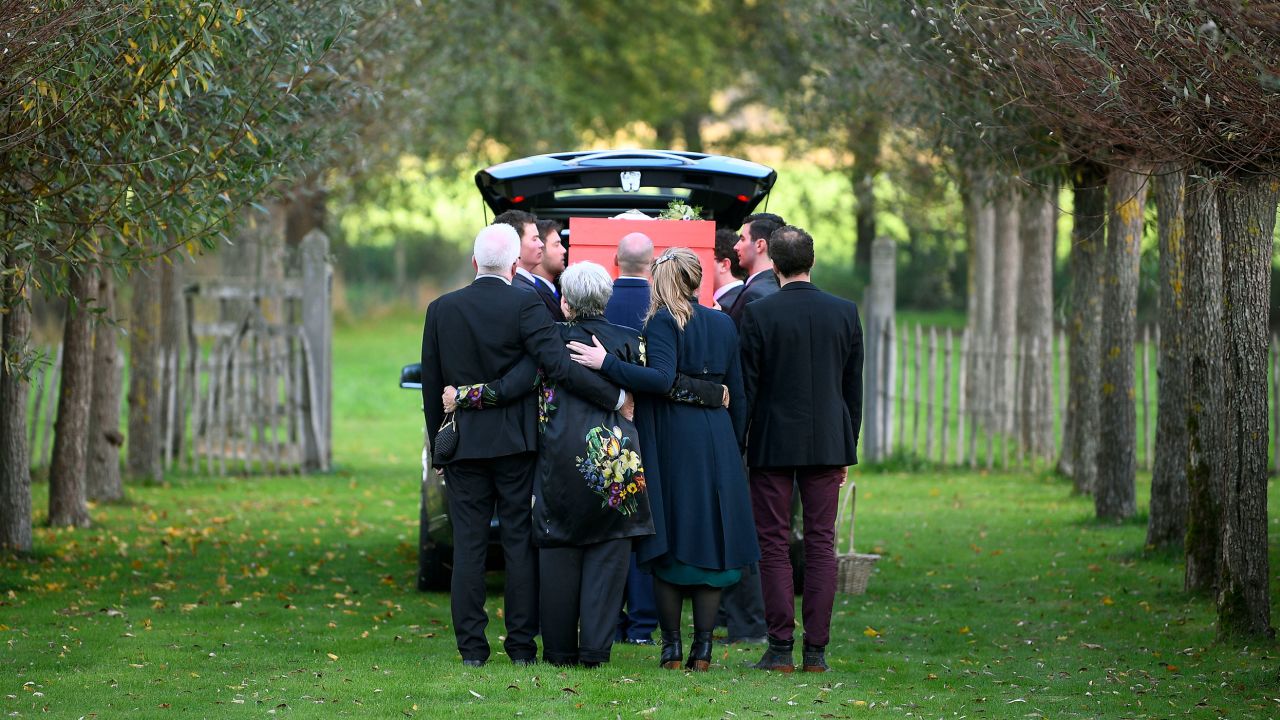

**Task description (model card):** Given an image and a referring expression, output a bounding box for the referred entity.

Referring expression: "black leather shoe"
[802,641,829,672]
[686,631,713,671]
[461,658,486,668]
[752,636,794,673]
[659,629,683,669]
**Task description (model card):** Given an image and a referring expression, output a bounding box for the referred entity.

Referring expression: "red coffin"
[566,217,717,307]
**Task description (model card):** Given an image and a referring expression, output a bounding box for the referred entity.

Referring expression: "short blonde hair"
[646,247,701,329]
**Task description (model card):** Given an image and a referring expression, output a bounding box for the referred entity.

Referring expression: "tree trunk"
[680,111,704,154]
[1183,171,1225,595]
[87,269,124,503]
[1017,179,1056,457]
[966,170,996,429]
[993,188,1021,432]
[285,175,327,248]
[1147,167,1189,549]
[1216,173,1278,639]
[128,261,163,483]
[160,260,185,457]
[48,266,95,528]
[1066,163,1107,492]
[0,252,33,551]
[851,115,882,271]
[1095,163,1149,521]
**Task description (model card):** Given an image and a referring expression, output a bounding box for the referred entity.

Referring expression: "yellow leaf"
[1101,596,1114,606]
[326,653,339,661]
[158,95,165,112]
[958,626,970,635]
[245,130,258,146]
[236,7,244,22]
[863,627,880,638]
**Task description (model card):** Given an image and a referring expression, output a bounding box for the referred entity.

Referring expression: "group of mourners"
[420,209,863,673]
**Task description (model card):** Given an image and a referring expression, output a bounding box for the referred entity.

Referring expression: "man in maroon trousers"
[738,225,864,673]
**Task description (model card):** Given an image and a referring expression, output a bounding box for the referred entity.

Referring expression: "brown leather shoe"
[801,642,829,672]
[686,631,712,671]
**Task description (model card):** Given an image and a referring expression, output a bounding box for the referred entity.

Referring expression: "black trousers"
[445,453,539,662]
[718,562,767,639]
[539,538,630,665]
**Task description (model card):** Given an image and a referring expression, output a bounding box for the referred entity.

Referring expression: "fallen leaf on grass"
[1081,643,1104,650]
[326,653,339,661]
[863,627,880,638]
[468,690,484,699]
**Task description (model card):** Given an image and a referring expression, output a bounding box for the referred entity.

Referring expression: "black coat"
[715,284,744,313]
[725,269,780,327]
[420,276,619,462]
[531,318,655,546]
[739,281,863,468]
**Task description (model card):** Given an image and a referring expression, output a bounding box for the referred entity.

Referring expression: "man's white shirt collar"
[532,273,557,293]
[515,267,537,284]
[745,268,772,286]
[617,275,649,282]
[476,273,511,284]
[713,279,743,303]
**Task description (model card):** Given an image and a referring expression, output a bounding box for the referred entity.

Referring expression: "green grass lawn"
[2,308,1277,719]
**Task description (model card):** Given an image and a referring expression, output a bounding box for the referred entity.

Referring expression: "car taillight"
[512,195,525,203]
[736,194,749,202]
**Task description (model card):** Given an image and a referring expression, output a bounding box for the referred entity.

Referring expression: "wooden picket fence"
[25,327,324,476]
[862,319,1280,472]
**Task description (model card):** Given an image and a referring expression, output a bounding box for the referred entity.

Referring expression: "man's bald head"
[616,232,655,277]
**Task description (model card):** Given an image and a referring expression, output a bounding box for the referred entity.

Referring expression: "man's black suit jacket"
[515,270,565,322]
[420,276,617,462]
[726,269,780,327]
[739,280,863,468]
[715,284,744,314]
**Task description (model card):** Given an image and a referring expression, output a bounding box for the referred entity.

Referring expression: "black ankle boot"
[752,635,794,672]
[801,640,828,672]
[686,631,713,671]
[659,630,683,669]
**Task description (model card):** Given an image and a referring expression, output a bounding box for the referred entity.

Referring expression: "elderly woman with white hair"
[444,261,726,668]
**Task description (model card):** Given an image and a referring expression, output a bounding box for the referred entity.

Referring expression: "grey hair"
[559,261,614,318]
[473,223,519,272]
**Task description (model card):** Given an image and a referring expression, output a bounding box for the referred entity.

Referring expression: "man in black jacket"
[725,212,785,326]
[421,224,627,667]
[718,212,785,644]
[739,225,863,673]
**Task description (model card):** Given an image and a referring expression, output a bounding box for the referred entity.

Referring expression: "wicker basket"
[835,482,879,595]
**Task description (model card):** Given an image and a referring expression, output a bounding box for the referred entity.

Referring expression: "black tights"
[654,578,722,634]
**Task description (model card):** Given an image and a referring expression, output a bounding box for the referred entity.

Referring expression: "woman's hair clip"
[654,252,676,266]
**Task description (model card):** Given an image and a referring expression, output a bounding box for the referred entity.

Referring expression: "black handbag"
[432,412,458,465]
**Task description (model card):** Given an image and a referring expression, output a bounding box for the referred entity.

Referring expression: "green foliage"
[2,310,1276,717]
[2,0,389,296]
